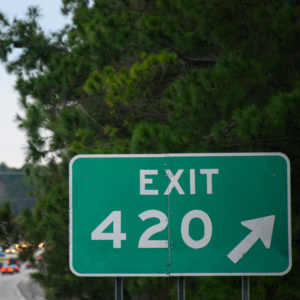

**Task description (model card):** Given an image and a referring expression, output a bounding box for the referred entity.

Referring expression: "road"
[0,257,45,300]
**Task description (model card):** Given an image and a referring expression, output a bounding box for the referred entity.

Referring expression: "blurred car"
[25,261,35,269]
[0,247,5,257]
[7,258,20,267]
[10,263,20,273]
[5,245,17,254]
[1,261,14,275]
[36,256,44,264]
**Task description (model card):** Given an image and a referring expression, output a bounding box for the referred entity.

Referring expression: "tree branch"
[119,44,157,54]
[220,138,300,149]
[160,41,218,64]
[201,122,238,141]
[78,104,106,131]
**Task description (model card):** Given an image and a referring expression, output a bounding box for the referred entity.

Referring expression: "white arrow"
[227,215,275,264]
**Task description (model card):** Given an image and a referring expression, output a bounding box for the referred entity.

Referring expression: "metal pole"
[115,277,123,300]
[241,276,249,300]
[177,276,185,300]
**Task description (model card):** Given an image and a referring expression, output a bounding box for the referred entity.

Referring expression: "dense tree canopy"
[0,201,20,249]
[1,0,300,299]
[0,163,35,214]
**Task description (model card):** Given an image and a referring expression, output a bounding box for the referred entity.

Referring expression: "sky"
[0,0,71,168]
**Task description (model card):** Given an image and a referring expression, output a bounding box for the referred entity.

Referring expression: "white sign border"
[69,152,291,277]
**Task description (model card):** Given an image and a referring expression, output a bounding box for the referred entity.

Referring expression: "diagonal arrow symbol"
[227,215,275,264]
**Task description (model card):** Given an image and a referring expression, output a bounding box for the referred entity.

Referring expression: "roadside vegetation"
[0,0,300,299]
[0,163,35,214]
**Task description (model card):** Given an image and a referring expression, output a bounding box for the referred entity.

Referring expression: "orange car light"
[0,268,5,272]
[8,268,13,272]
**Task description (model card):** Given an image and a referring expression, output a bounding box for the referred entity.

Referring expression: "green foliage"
[0,163,35,214]
[127,277,177,300]
[0,201,20,249]
[1,0,300,299]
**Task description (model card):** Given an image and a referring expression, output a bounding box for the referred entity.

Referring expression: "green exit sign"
[69,153,291,276]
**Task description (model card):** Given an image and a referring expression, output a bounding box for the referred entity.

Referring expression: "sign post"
[177,277,185,300]
[69,153,291,279]
[242,276,249,300]
[115,277,123,300]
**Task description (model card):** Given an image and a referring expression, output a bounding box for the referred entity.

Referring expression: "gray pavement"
[18,278,45,300]
[0,263,45,300]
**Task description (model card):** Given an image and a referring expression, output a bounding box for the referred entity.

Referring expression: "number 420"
[91,210,212,249]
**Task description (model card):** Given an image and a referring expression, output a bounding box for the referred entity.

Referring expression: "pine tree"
[1,0,300,299]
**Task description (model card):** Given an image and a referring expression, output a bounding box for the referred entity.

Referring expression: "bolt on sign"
[69,153,291,276]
